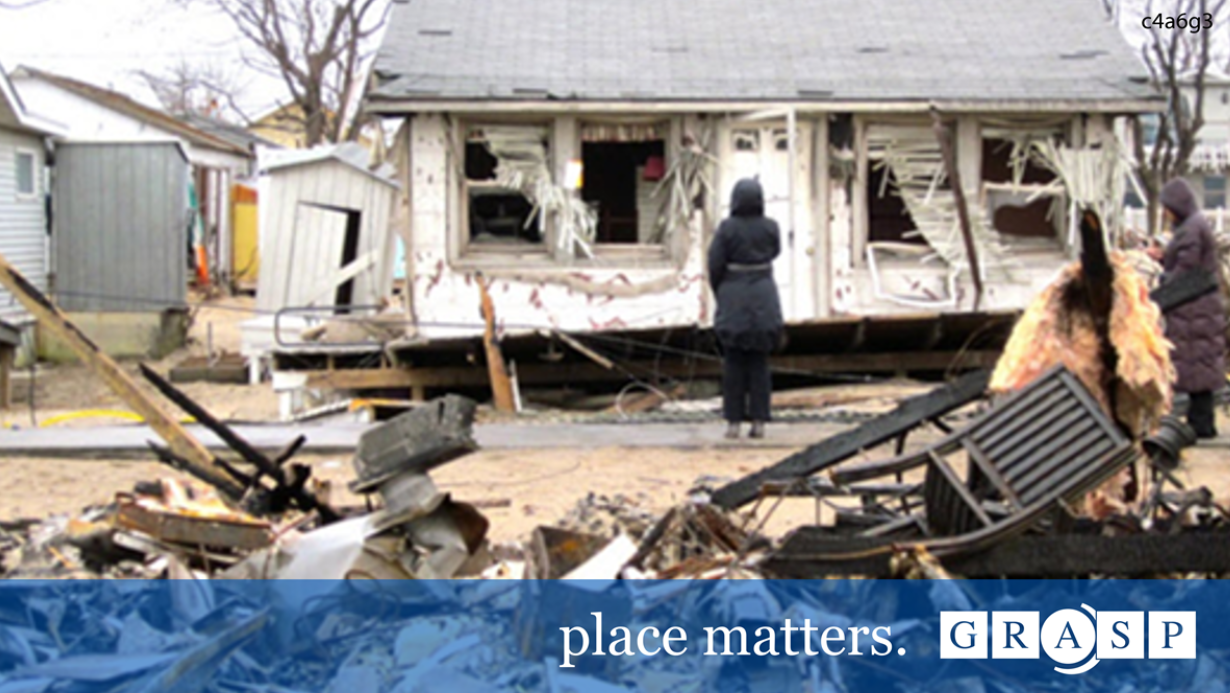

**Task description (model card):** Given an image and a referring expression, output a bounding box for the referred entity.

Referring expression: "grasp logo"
[940,607,1195,674]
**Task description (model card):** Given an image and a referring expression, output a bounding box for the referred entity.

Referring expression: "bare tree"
[1114,0,1230,234]
[177,0,390,146]
[136,60,248,121]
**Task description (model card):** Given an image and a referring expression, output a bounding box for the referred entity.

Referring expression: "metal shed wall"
[53,142,188,312]
[256,160,396,313]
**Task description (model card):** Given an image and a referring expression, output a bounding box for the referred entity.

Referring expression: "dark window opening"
[334,208,363,312]
[867,165,923,244]
[582,140,666,244]
[465,142,497,180]
[982,138,1060,238]
[465,135,542,245]
[981,138,1056,185]
[468,188,542,245]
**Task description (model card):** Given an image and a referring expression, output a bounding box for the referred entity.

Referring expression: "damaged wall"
[398,110,1131,336]
[405,114,708,339]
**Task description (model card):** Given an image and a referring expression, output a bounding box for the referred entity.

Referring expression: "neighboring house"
[178,111,282,167]
[1122,75,1230,231]
[248,102,379,153]
[364,0,1161,340]
[0,61,61,360]
[1187,77,1229,215]
[9,66,256,287]
[248,103,318,150]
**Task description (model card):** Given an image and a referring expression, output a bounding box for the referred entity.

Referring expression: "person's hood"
[1161,177,1200,222]
[730,178,764,217]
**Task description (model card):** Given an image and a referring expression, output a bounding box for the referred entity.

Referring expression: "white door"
[286,202,351,308]
[724,124,811,321]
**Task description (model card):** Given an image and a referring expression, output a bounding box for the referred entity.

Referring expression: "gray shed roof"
[367,0,1156,109]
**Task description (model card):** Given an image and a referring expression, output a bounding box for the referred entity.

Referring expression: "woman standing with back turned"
[708,178,784,439]
[1157,177,1226,438]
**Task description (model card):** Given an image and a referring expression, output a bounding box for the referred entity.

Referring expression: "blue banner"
[0,579,1223,692]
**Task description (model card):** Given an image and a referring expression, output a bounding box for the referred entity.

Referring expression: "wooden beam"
[478,276,516,412]
[710,369,990,510]
[0,252,244,498]
[302,350,1002,391]
[0,345,12,411]
[931,108,983,311]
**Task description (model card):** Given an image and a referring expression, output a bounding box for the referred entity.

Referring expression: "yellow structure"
[248,103,378,152]
[231,184,260,288]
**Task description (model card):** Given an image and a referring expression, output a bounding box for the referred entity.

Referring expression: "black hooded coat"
[708,179,784,353]
[1159,178,1226,393]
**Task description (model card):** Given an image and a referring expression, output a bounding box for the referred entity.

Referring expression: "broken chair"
[827,364,1139,550]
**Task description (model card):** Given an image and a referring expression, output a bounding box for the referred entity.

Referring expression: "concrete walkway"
[0,420,848,459]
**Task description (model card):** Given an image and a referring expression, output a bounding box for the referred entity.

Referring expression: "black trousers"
[1187,390,1218,438]
[722,348,772,423]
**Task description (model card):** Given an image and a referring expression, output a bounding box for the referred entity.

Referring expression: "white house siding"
[257,160,397,313]
[405,114,706,340]
[399,112,1128,339]
[0,126,47,324]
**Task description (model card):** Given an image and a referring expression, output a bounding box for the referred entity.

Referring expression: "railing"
[1124,206,1227,235]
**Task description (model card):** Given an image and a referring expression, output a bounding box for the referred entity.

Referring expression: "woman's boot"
[725,422,741,439]
[749,421,766,439]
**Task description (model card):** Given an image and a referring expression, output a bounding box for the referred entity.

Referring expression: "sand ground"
[1,294,1227,546]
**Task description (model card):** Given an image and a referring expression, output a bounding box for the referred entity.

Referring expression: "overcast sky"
[0,0,286,119]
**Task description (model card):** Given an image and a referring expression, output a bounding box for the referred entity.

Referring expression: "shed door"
[724,125,811,321]
[285,202,354,309]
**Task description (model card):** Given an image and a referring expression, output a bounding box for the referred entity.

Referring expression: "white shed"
[256,143,398,314]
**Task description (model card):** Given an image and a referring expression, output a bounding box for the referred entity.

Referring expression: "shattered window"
[867,164,924,244]
[981,135,1064,242]
[580,124,667,245]
[464,127,545,247]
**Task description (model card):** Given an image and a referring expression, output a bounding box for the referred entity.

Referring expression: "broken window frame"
[853,117,958,272]
[576,117,680,264]
[455,121,556,262]
[978,120,1071,255]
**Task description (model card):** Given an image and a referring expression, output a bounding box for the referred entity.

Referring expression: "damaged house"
[366,0,1160,338]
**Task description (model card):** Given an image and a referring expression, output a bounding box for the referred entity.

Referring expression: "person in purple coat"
[1157,177,1227,438]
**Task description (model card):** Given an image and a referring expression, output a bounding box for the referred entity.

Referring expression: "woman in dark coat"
[708,178,784,439]
[1158,177,1226,438]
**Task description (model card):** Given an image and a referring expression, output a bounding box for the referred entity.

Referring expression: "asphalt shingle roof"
[368,0,1155,106]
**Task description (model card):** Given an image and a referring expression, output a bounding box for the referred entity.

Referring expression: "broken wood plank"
[710,369,990,510]
[931,108,983,310]
[0,344,12,410]
[552,331,615,370]
[763,527,1230,578]
[169,354,248,385]
[478,276,516,413]
[0,250,243,498]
